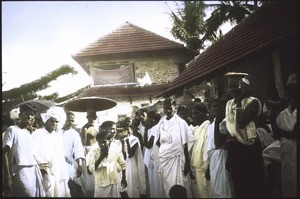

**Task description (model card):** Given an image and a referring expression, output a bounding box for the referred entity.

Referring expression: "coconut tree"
[167,1,207,51]
[203,1,265,41]
[168,1,266,51]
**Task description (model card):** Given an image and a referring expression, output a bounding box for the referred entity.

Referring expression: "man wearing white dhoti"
[2,103,45,197]
[57,111,85,196]
[125,119,146,197]
[157,97,195,197]
[205,97,234,198]
[144,110,166,198]
[33,108,70,197]
[189,102,211,198]
[275,73,297,197]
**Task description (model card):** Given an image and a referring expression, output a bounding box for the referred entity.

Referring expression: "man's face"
[45,117,59,132]
[19,109,35,127]
[177,109,189,120]
[288,92,296,109]
[192,109,207,126]
[66,114,76,128]
[98,138,109,150]
[87,112,97,124]
[139,112,147,123]
[228,78,241,98]
[105,124,117,140]
[124,126,132,135]
[145,116,153,128]
[163,104,176,119]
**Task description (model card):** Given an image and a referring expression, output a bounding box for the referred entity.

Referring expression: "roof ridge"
[73,21,195,58]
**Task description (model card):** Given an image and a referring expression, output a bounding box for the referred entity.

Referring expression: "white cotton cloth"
[158,113,195,197]
[226,97,262,145]
[10,108,20,120]
[126,134,146,197]
[41,107,61,123]
[2,125,45,197]
[32,128,70,197]
[256,127,275,148]
[276,108,297,132]
[3,126,37,167]
[262,140,281,163]
[208,149,233,198]
[87,140,126,198]
[144,124,159,168]
[57,128,85,180]
[190,120,211,198]
[204,119,215,162]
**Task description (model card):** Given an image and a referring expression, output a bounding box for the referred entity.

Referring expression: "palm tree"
[168,1,266,51]
[203,1,265,42]
[167,1,207,51]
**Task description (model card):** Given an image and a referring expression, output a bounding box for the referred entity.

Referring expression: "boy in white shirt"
[87,121,127,197]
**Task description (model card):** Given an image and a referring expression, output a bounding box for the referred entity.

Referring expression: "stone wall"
[85,50,192,85]
[134,57,179,84]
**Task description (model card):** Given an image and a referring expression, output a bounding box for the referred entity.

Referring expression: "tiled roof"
[72,22,193,58]
[158,1,297,97]
[77,84,169,101]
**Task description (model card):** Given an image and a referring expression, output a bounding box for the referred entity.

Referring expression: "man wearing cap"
[225,72,265,197]
[32,107,70,197]
[2,103,45,197]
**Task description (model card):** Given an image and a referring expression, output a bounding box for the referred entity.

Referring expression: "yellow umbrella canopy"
[63,97,117,112]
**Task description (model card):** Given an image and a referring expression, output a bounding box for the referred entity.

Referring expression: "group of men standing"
[2,107,85,197]
[2,71,297,198]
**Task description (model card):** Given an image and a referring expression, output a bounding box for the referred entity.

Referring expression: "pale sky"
[2,1,184,96]
[2,1,231,97]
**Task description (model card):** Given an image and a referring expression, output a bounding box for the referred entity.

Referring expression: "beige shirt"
[87,142,126,187]
[226,97,261,145]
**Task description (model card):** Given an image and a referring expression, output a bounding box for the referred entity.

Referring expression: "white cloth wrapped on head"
[10,108,20,120]
[41,107,61,123]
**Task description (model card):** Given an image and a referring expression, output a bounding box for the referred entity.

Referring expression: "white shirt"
[32,128,59,165]
[2,125,37,166]
[87,142,126,187]
[57,128,85,162]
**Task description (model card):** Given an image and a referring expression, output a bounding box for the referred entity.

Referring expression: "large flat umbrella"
[14,99,57,113]
[63,97,117,112]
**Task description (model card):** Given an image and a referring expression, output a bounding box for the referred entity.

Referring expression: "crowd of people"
[2,72,297,198]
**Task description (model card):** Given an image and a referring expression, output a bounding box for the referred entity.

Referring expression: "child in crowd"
[87,121,127,197]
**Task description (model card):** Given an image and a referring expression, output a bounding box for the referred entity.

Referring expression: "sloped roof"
[77,84,169,101]
[72,22,194,58]
[158,1,296,97]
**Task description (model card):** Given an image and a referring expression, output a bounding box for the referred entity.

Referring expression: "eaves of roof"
[157,1,297,97]
[77,83,169,101]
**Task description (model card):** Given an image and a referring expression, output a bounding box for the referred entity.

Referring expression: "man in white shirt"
[33,108,70,197]
[2,103,45,197]
[57,111,85,197]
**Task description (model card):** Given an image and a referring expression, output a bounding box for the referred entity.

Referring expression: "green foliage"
[168,1,207,51]
[169,1,264,51]
[203,1,261,41]
[2,65,77,100]
[2,65,81,132]
[55,85,90,104]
